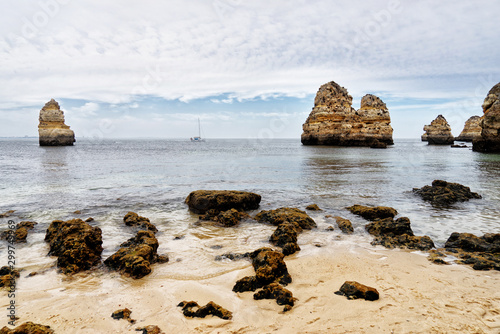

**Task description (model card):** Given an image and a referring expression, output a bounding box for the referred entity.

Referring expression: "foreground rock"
[111,308,135,323]
[254,282,295,312]
[185,190,261,214]
[0,266,19,289]
[333,216,354,234]
[45,219,103,274]
[255,207,316,229]
[443,233,499,271]
[301,82,394,146]
[123,212,158,233]
[1,221,37,243]
[346,205,397,221]
[269,221,302,255]
[104,230,168,279]
[421,115,454,145]
[473,82,500,153]
[456,116,481,141]
[0,322,54,334]
[177,301,232,320]
[335,281,379,301]
[135,325,164,334]
[38,99,75,146]
[199,208,249,227]
[412,180,482,206]
[366,217,435,250]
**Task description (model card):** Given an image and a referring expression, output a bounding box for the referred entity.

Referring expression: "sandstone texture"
[412,180,482,206]
[185,190,261,214]
[422,115,454,145]
[177,301,232,320]
[473,82,500,153]
[456,116,481,141]
[45,219,103,274]
[38,99,75,146]
[301,82,393,146]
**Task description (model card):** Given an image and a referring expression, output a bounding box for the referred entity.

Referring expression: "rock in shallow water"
[123,212,158,233]
[255,207,316,229]
[185,190,261,214]
[38,99,75,146]
[269,221,302,255]
[422,115,454,145]
[442,233,500,271]
[346,205,397,221]
[412,180,482,206]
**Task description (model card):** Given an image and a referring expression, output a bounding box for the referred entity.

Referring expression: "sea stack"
[301,81,393,146]
[38,99,75,146]
[473,82,500,153]
[421,115,454,145]
[455,116,481,142]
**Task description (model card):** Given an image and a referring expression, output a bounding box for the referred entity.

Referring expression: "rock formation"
[38,99,75,146]
[301,82,393,146]
[346,205,397,221]
[455,116,481,141]
[177,301,233,320]
[473,82,500,153]
[335,281,379,301]
[185,190,261,214]
[421,115,454,144]
[412,180,482,206]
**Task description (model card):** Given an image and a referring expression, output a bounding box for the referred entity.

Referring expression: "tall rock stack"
[301,81,393,146]
[421,115,454,145]
[38,99,75,146]
[473,82,500,153]
[455,116,481,142]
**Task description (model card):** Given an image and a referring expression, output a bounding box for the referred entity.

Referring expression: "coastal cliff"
[421,115,454,145]
[473,82,500,153]
[455,116,481,142]
[301,81,393,146]
[38,99,75,146]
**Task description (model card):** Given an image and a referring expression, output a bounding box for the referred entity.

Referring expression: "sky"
[0,0,499,139]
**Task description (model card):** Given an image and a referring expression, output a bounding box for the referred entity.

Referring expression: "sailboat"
[190,118,205,142]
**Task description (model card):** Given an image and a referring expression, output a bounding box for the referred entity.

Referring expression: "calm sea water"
[0,138,499,278]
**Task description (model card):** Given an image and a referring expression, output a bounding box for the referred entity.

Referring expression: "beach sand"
[2,243,499,334]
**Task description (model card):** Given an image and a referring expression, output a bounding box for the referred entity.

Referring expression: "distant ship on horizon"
[190,118,205,142]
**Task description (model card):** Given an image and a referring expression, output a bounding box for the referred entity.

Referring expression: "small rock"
[253,282,296,312]
[0,210,15,218]
[305,204,321,211]
[111,308,135,323]
[255,207,316,229]
[135,325,164,334]
[123,212,158,233]
[333,216,353,234]
[85,217,94,222]
[177,301,232,320]
[346,205,397,221]
[73,210,82,214]
[335,281,379,301]
[325,226,335,231]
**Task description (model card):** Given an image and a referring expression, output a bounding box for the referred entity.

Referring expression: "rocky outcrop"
[366,217,435,250]
[185,190,261,214]
[255,207,316,229]
[333,216,354,234]
[0,266,19,289]
[123,212,157,233]
[412,180,482,206]
[253,282,295,312]
[346,205,397,221]
[45,219,103,274]
[301,82,393,146]
[1,221,37,243]
[473,82,500,153]
[38,99,75,146]
[177,301,232,320]
[104,230,168,279]
[422,115,454,144]
[335,281,379,301]
[0,322,54,334]
[269,221,302,255]
[456,116,481,141]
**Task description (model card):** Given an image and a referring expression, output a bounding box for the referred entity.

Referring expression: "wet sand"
[2,242,499,334]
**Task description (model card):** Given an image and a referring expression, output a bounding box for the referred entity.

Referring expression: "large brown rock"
[412,180,482,206]
[456,116,481,142]
[444,233,500,271]
[0,322,54,334]
[422,115,454,145]
[255,207,316,229]
[185,190,261,214]
[473,82,500,153]
[301,82,393,146]
[38,99,75,146]
[335,281,379,301]
[45,219,103,274]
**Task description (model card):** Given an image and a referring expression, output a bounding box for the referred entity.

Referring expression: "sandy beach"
[3,241,499,334]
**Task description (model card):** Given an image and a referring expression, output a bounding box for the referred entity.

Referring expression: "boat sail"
[190,118,205,142]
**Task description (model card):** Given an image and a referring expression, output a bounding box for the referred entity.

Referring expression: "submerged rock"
[215,252,250,261]
[335,281,379,301]
[177,301,232,320]
[333,216,354,234]
[253,282,295,312]
[123,212,158,233]
[301,82,394,146]
[233,248,292,293]
[45,219,103,274]
[185,190,261,214]
[422,115,454,145]
[346,205,397,221]
[255,207,316,229]
[0,322,54,334]
[38,99,75,146]
[473,82,500,153]
[269,221,302,255]
[456,116,481,142]
[199,208,249,227]
[104,230,168,279]
[412,180,482,206]
[444,233,500,271]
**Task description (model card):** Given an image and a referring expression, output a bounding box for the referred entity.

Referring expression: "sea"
[0,138,499,303]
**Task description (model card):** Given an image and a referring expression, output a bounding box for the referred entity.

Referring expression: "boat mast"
[198,118,201,138]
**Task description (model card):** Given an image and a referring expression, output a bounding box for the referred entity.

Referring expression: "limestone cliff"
[473,82,500,153]
[301,81,393,146]
[421,115,454,145]
[38,99,75,146]
[455,116,481,142]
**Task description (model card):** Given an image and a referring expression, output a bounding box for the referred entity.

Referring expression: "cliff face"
[455,116,481,142]
[473,83,500,153]
[422,115,454,145]
[301,81,393,146]
[38,99,75,146]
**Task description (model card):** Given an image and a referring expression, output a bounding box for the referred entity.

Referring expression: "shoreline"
[2,243,499,333]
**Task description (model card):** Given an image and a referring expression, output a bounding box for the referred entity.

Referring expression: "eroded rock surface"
[473,82,500,153]
[38,99,75,146]
[301,82,393,146]
[185,190,261,214]
[412,180,482,206]
[456,116,481,142]
[422,115,454,145]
